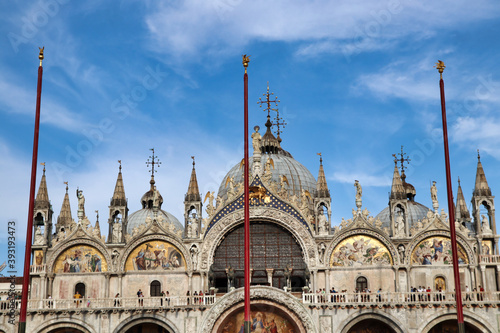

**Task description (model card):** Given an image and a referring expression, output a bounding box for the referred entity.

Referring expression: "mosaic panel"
[330,235,392,267]
[411,237,468,265]
[54,245,107,273]
[125,240,186,271]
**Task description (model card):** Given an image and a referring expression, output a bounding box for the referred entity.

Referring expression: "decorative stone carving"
[199,287,315,333]
[34,226,45,245]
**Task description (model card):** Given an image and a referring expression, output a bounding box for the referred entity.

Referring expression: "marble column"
[325,270,330,292]
[266,268,274,287]
[40,273,47,299]
[47,274,54,297]
[118,273,123,296]
[104,273,110,298]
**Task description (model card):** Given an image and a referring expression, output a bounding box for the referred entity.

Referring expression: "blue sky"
[1,0,500,273]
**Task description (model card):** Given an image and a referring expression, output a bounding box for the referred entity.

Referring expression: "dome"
[375,201,431,229]
[126,208,183,234]
[218,153,317,200]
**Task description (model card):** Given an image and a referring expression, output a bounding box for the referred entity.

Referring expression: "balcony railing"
[12,295,217,312]
[302,291,500,306]
[479,255,500,264]
[30,264,46,273]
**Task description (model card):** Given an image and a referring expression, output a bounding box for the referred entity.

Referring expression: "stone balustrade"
[302,291,500,306]
[479,254,500,264]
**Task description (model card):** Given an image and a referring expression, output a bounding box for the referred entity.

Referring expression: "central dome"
[218,153,317,200]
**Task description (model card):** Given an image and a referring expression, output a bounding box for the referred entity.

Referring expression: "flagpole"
[242,55,251,333]
[18,47,44,333]
[435,60,465,333]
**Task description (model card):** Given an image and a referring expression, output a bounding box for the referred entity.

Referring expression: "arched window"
[356,276,367,291]
[150,280,161,297]
[213,222,306,292]
[75,283,85,297]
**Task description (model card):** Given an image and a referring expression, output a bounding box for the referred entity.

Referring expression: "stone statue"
[354,180,362,200]
[226,264,235,289]
[190,213,199,237]
[398,245,405,264]
[317,212,328,234]
[318,242,326,263]
[395,213,405,236]
[111,249,119,269]
[204,191,215,217]
[431,181,438,201]
[251,126,262,152]
[284,263,293,290]
[34,226,44,245]
[76,189,85,218]
[152,186,160,209]
[482,215,492,233]
[208,265,215,289]
[112,222,122,243]
[354,180,362,210]
[190,245,199,270]
[304,267,311,288]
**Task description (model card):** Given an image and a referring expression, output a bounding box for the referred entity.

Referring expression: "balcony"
[302,291,500,308]
[479,255,500,264]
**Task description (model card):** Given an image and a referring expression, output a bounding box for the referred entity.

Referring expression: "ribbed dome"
[126,208,183,234]
[375,201,431,229]
[218,153,317,200]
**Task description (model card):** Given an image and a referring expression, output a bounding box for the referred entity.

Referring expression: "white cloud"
[452,116,500,159]
[144,0,500,59]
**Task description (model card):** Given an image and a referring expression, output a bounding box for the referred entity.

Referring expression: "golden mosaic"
[330,235,392,267]
[54,245,108,273]
[411,237,468,265]
[125,241,186,271]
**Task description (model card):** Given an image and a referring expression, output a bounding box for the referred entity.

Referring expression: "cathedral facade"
[1,97,500,333]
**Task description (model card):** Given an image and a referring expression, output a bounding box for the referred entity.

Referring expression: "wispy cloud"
[144,0,500,59]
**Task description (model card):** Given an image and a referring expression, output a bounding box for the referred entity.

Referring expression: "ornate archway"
[212,222,307,291]
[200,286,316,333]
[113,315,178,333]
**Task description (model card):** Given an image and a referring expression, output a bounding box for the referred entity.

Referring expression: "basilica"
[1,88,499,333]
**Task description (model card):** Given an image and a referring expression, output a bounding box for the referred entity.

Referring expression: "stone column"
[266,268,274,287]
[311,270,317,292]
[104,273,110,298]
[188,273,193,294]
[480,266,487,289]
[40,273,47,299]
[496,266,500,291]
[325,270,330,292]
[118,273,123,296]
[200,272,205,292]
[48,274,54,297]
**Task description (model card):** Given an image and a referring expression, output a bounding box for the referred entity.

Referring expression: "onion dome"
[218,119,316,200]
[126,149,183,234]
[375,201,430,229]
[126,208,183,234]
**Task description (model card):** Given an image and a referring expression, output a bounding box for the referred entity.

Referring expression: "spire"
[35,163,50,210]
[474,150,491,196]
[110,161,127,207]
[57,182,73,228]
[258,83,286,154]
[456,177,470,220]
[185,156,201,202]
[146,148,161,191]
[390,160,406,200]
[316,153,330,198]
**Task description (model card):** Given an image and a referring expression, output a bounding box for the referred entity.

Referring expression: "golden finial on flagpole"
[242,54,250,73]
[39,47,44,66]
[435,60,445,79]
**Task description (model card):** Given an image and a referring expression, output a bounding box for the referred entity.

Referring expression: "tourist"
[186,290,190,305]
[377,288,382,302]
[199,290,204,305]
[114,293,120,307]
[465,286,471,301]
[160,290,165,306]
[166,291,170,306]
[479,285,485,301]
[74,291,82,308]
[137,289,144,306]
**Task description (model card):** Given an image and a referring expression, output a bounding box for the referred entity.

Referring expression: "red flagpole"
[19,48,44,333]
[436,60,465,333]
[242,55,251,333]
